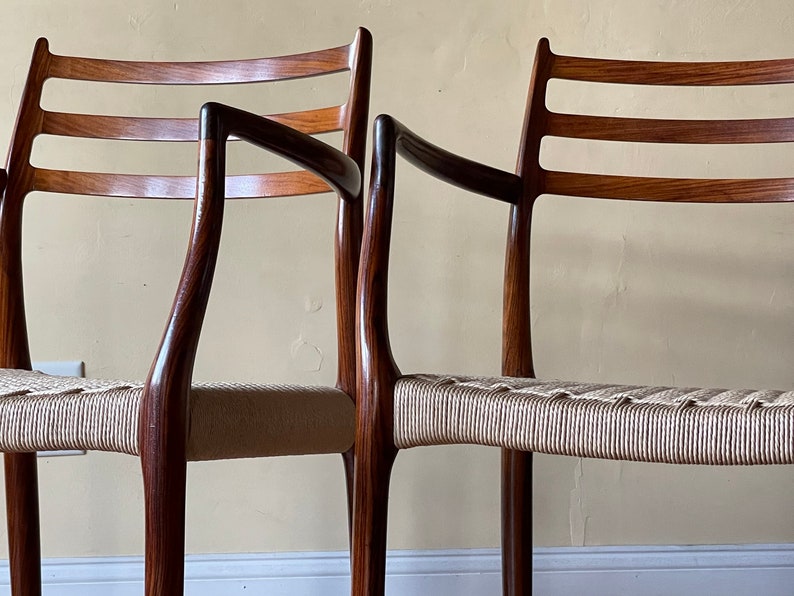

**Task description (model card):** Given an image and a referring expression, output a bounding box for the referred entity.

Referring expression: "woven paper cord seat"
[0,368,354,460]
[394,375,794,465]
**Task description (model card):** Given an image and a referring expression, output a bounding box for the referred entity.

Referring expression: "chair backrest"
[0,29,372,397]
[503,39,794,378]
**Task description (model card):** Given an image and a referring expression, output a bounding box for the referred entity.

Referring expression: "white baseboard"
[535,544,794,596]
[1,544,791,595]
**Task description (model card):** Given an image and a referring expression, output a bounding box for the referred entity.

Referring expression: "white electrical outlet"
[32,360,86,457]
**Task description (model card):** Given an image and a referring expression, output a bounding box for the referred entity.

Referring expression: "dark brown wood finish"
[551,53,794,85]
[352,115,521,596]
[352,116,401,596]
[337,29,372,536]
[353,38,794,596]
[47,46,352,84]
[25,38,359,201]
[500,38,555,596]
[545,113,794,143]
[1,38,50,596]
[0,29,371,596]
[41,105,345,139]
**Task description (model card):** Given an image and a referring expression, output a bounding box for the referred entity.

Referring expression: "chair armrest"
[372,115,521,203]
[358,114,521,395]
[143,104,361,438]
[200,102,361,202]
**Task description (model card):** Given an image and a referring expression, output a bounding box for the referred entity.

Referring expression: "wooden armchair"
[0,29,371,595]
[352,39,794,595]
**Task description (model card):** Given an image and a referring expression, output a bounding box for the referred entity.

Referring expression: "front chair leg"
[351,439,396,596]
[502,448,533,596]
[141,452,187,596]
[4,453,42,596]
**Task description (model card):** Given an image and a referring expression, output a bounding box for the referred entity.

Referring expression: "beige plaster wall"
[0,0,792,557]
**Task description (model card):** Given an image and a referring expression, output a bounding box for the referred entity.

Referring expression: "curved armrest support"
[142,104,361,449]
[357,115,521,431]
[0,168,30,371]
[375,115,521,204]
[203,102,361,202]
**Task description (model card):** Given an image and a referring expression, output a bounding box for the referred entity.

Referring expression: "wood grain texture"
[196,102,360,198]
[353,36,794,596]
[0,28,372,596]
[380,117,522,204]
[47,44,351,84]
[352,115,521,596]
[31,169,332,200]
[352,115,401,596]
[4,454,41,596]
[543,171,794,203]
[546,112,794,144]
[41,105,344,140]
[339,31,373,544]
[0,39,48,596]
[499,38,555,596]
[501,450,532,596]
[336,28,372,403]
[551,52,794,85]
[14,37,357,201]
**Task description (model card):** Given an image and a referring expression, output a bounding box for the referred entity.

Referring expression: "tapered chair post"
[338,29,372,542]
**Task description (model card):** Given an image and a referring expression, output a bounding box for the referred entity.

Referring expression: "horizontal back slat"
[546,113,794,144]
[543,170,794,203]
[536,47,794,203]
[41,105,345,140]
[47,46,351,84]
[32,168,331,199]
[551,54,794,85]
[42,112,195,141]
[7,35,363,204]
[269,105,345,135]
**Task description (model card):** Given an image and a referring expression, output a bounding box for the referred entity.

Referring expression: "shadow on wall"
[531,196,794,391]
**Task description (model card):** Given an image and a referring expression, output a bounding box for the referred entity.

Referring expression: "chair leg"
[4,453,42,596]
[351,441,396,596]
[501,448,533,596]
[142,453,187,596]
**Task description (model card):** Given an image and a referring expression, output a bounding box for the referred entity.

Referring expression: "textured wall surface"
[0,0,792,557]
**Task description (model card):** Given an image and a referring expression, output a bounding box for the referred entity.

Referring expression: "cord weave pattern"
[0,368,354,460]
[393,375,794,465]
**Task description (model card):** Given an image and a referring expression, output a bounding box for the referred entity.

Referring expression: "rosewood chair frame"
[353,38,794,596]
[0,29,371,596]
